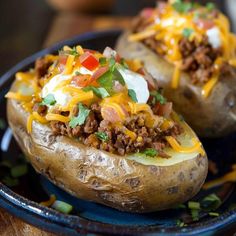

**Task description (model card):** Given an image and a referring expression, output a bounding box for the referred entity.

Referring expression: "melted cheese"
[203,169,236,189]
[201,77,218,99]
[166,136,203,154]
[171,66,180,89]
[46,114,70,123]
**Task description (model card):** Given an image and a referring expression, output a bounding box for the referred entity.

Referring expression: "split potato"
[116,32,236,137]
[7,80,208,213]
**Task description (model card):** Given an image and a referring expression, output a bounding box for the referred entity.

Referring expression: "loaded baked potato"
[116,0,236,137]
[6,45,207,213]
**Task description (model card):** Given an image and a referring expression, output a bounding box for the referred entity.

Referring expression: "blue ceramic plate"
[0,30,236,236]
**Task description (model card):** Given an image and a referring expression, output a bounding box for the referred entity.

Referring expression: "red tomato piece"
[58,55,67,72]
[195,19,215,30]
[79,52,99,71]
[91,66,109,81]
[72,74,91,87]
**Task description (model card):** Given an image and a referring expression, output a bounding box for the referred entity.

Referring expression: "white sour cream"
[206,27,222,49]
[118,68,150,104]
[41,66,93,107]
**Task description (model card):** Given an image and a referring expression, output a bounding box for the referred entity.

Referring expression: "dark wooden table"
[0,13,131,236]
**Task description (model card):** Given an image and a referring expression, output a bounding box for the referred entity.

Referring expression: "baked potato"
[116,0,236,137]
[6,45,208,213]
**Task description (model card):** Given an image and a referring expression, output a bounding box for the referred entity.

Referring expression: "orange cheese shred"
[64,55,75,75]
[171,66,180,89]
[32,112,48,124]
[203,169,236,189]
[40,195,56,207]
[166,136,203,154]
[201,77,218,99]
[27,114,34,133]
[46,114,70,123]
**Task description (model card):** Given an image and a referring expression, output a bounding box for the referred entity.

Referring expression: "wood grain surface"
[0,14,130,236]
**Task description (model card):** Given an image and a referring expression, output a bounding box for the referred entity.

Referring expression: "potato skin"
[7,82,208,213]
[116,32,236,137]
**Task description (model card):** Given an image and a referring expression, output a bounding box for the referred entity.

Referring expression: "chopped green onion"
[191,209,200,221]
[113,68,125,86]
[52,200,73,214]
[182,28,194,38]
[172,0,193,13]
[209,212,219,217]
[83,86,110,99]
[95,132,109,142]
[201,193,221,211]
[41,94,56,106]
[98,71,113,91]
[69,103,90,128]
[109,57,116,71]
[142,148,158,157]
[150,91,166,105]
[206,2,215,11]
[188,201,201,210]
[128,89,138,103]
[99,57,107,66]
[176,219,186,227]
[10,164,28,178]
[68,47,79,56]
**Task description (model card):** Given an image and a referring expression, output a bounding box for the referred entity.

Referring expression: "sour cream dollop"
[118,68,149,104]
[206,27,222,49]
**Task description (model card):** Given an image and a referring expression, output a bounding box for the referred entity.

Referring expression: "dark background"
[0,0,234,76]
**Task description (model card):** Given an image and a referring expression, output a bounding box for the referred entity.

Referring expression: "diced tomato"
[101,107,122,123]
[91,66,109,81]
[153,102,173,118]
[79,52,99,71]
[58,55,67,72]
[141,8,154,18]
[195,19,215,30]
[72,74,91,87]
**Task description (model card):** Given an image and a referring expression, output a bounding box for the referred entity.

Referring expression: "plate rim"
[1,29,236,235]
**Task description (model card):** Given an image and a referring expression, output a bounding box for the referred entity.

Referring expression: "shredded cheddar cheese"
[166,136,203,154]
[203,169,236,189]
[40,195,56,207]
[27,114,34,133]
[32,112,48,124]
[128,1,236,95]
[64,55,75,75]
[201,77,218,99]
[46,114,70,123]
[171,66,181,89]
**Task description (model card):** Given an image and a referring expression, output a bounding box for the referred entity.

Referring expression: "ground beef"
[33,103,48,116]
[49,103,182,156]
[35,57,53,80]
[131,14,231,85]
[178,36,221,84]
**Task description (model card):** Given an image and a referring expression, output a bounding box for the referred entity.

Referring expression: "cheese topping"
[129,0,236,98]
[6,44,205,159]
